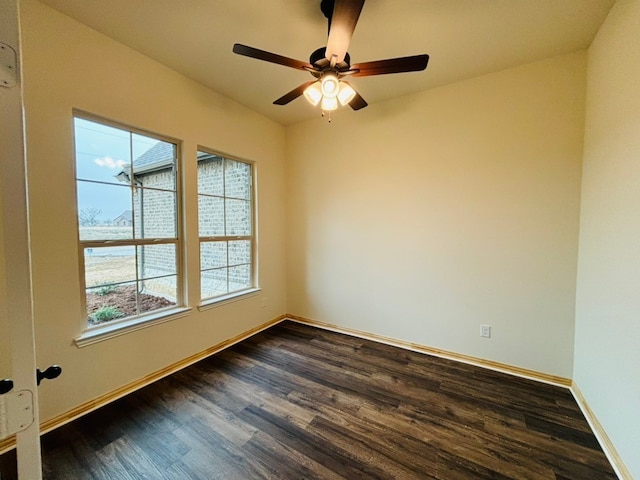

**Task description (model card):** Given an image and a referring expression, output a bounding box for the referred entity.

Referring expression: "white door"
[0,0,43,478]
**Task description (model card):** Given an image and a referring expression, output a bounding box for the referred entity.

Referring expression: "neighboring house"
[116,143,251,299]
[112,210,132,226]
[115,142,179,300]
[116,141,177,239]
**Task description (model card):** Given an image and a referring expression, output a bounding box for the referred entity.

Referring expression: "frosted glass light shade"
[337,82,356,106]
[303,82,322,106]
[321,74,339,98]
[321,96,338,111]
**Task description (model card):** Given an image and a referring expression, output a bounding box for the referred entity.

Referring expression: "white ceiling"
[38,0,614,126]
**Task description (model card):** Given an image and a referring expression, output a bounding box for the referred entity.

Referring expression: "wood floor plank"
[170,422,262,479]
[243,430,344,480]
[306,414,439,479]
[0,321,618,479]
[395,403,557,479]
[238,403,391,479]
[94,436,171,480]
[166,426,246,480]
[484,418,617,475]
[435,450,516,480]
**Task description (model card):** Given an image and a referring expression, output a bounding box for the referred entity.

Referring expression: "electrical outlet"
[480,324,491,338]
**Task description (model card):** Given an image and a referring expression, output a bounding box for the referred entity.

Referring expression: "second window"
[197,150,254,301]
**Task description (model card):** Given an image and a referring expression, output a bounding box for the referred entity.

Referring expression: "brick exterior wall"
[198,157,252,298]
[132,156,252,300]
[132,168,177,300]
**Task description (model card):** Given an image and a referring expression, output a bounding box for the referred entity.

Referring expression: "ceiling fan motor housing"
[310,47,351,72]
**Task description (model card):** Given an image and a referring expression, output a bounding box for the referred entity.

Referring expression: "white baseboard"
[571,383,632,480]
[286,314,571,387]
[3,312,629,480]
[0,315,286,455]
[285,314,631,479]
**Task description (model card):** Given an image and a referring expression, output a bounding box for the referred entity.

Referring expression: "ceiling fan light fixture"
[321,96,338,111]
[232,0,430,117]
[321,73,339,98]
[303,82,323,106]
[337,82,356,106]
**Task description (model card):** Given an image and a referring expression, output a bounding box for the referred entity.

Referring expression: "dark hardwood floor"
[0,321,617,479]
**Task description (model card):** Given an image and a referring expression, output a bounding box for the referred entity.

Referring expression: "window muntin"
[74,115,181,326]
[197,151,254,301]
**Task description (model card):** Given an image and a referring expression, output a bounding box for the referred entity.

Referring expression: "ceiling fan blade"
[325,0,365,64]
[233,43,313,71]
[349,92,368,110]
[351,54,429,77]
[273,81,317,105]
[342,80,369,110]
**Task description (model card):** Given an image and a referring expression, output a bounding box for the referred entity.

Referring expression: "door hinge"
[0,390,34,440]
[0,42,18,88]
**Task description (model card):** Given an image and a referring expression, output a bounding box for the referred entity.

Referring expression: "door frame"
[0,0,43,477]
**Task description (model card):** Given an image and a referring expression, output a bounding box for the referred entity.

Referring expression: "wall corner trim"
[570,383,633,480]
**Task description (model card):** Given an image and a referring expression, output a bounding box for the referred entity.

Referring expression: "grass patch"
[96,285,117,296]
[89,305,125,324]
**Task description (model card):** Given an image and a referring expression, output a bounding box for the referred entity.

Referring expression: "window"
[74,115,182,326]
[197,150,254,301]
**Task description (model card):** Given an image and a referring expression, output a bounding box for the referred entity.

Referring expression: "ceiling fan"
[232,0,429,115]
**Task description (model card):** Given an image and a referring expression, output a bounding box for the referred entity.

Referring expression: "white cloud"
[94,156,126,169]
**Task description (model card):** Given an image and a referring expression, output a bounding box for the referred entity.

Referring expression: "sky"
[74,117,160,222]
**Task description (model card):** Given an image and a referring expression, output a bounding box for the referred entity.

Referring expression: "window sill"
[75,306,192,347]
[198,288,261,312]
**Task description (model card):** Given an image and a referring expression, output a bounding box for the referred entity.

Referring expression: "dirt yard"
[86,285,174,323]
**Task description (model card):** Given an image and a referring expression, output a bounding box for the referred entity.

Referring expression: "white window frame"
[73,111,189,346]
[196,147,258,308]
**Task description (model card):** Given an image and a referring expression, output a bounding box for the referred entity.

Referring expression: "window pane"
[138,277,177,314]
[77,181,132,240]
[76,115,183,327]
[86,280,136,325]
[228,240,251,267]
[225,159,251,200]
[86,279,176,324]
[198,196,225,236]
[197,150,253,303]
[137,244,177,280]
[197,153,224,196]
[74,118,131,185]
[84,246,136,289]
[229,264,251,292]
[131,138,176,191]
[136,244,177,311]
[201,267,228,299]
[133,188,176,238]
[201,241,227,270]
[225,199,251,236]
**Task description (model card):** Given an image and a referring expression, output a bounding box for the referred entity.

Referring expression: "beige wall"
[20,0,287,422]
[575,0,640,477]
[286,52,587,378]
